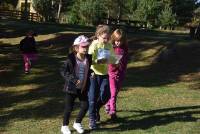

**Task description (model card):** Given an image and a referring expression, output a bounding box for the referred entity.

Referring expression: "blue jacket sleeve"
[60,59,78,84]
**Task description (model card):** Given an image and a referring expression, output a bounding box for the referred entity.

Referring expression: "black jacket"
[19,36,37,53]
[60,53,92,94]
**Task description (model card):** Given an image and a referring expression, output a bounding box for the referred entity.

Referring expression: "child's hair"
[69,45,77,54]
[111,29,127,47]
[69,40,78,54]
[26,30,37,37]
[95,25,110,37]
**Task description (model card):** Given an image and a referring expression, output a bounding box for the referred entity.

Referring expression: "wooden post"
[22,0,29,20]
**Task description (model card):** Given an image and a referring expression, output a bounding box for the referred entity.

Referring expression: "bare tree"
[57,0,62,20]
[23,0,28,20]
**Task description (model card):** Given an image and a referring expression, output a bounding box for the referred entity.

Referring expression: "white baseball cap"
[73,35,89,46]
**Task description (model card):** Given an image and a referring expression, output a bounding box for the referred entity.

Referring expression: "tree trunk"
[23,0,28,20]
[107,10,110,24]
[117,0,122,24]
[57,0,62,21]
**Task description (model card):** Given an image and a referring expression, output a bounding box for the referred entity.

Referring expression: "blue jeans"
[88,74,110,120]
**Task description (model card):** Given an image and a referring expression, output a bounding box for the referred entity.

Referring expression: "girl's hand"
[97,58,108,64]
[112,63,119,68]
[115,75,119,81]
[90,72,95,78]
[75,80,81,87]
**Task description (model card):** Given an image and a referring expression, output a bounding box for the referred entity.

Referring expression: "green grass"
[1,19,200,134]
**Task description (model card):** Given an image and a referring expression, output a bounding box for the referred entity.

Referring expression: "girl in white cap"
[60,35,92,134]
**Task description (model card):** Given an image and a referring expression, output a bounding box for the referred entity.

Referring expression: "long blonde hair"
[111,29,127,47]
[95,25,110,38]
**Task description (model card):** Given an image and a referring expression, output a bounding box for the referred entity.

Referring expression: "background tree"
[101,0,124,19]
[22,0,28,20]
[32,0,70,22]
[193,6,200,25]
[66,0,104,25]
[32,0,54,21]
[132,0,161,27]
[123,0,138,20]
[158,4,177,29]
[64,0,200,27]
[1,0,200,28]
[0,0,18,10]
[171,0,198,25]
[57,0,62,20]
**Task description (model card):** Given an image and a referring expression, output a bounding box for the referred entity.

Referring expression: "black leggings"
[63,91,88,125]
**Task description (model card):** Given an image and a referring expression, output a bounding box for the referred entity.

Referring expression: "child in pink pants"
[22,53,38,73]
[19,30,38,74]
[105,29,128,119]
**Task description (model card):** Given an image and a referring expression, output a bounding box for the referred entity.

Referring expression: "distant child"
[88,25,116,129]
[19,30,38,74]
[105,29,128,119]
[60,35,92,134]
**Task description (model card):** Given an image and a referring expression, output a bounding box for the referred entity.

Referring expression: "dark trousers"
[63,90,88,125]
[88,74,110,120]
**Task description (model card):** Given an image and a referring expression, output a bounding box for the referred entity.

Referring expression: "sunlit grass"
[1,20,200,134]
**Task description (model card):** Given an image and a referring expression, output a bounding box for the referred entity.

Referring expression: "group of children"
[19,25,128,134]
[60,25,128,134]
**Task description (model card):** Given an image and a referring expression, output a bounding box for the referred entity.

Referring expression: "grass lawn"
[0,19,200,134]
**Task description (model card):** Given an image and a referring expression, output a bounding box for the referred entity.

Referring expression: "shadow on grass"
[124,34,200,88]
[0,19,95,38]
[0,21,200,131]
[98,105,200,131]
[0,33,91,128]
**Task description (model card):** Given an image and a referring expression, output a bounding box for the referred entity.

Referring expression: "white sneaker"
[61,126,71,134]
[73,122,84,134]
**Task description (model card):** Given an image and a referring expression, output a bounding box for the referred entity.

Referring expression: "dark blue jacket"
[60,53,92,94]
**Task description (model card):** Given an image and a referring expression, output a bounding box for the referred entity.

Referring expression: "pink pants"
[105,73,124,115]
[23,53,38,72]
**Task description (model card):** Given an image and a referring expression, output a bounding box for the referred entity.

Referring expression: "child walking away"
[60,35,92,134]
[19,30,38,74]
[88,25,116,129]
[105,29,128,120]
